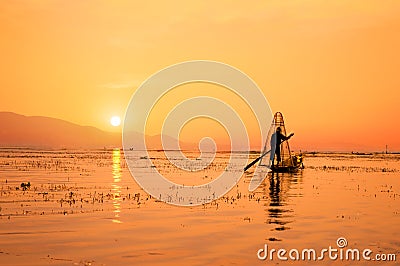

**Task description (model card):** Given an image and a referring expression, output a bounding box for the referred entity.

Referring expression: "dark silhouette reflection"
[265,171,303,232]
[269,173,282,208]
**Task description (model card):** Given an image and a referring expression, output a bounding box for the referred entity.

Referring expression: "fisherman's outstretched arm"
[283,132,294,141]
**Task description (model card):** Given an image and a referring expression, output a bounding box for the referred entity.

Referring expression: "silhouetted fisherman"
[271,127,294,167]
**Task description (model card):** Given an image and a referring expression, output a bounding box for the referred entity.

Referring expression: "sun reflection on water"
[112,148,122,223]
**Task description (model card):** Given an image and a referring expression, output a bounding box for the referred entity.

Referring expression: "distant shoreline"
[0,147,398,155]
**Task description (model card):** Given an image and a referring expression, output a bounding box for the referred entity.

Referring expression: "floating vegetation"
[307,165,398,173]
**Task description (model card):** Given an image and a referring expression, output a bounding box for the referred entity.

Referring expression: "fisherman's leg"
[276,151,281,166]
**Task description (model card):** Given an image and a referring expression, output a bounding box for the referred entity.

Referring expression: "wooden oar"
[244,149,271,171]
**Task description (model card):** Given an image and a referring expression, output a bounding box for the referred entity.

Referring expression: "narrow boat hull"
[270,165,301,173]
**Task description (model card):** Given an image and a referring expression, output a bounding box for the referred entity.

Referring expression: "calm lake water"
[0,149,399,265]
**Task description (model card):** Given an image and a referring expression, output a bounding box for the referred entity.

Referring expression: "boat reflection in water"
[266,171,303,233]
[112,149,122,224]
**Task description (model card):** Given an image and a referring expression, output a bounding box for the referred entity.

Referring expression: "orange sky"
[1,1,399,151]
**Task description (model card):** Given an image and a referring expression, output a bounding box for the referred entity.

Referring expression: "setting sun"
[110,116,121,127]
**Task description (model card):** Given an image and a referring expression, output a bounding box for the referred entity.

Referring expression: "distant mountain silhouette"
[0,112,198,150]
[0,112,121,149]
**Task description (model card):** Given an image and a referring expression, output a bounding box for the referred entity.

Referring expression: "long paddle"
[243,149,271,171]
